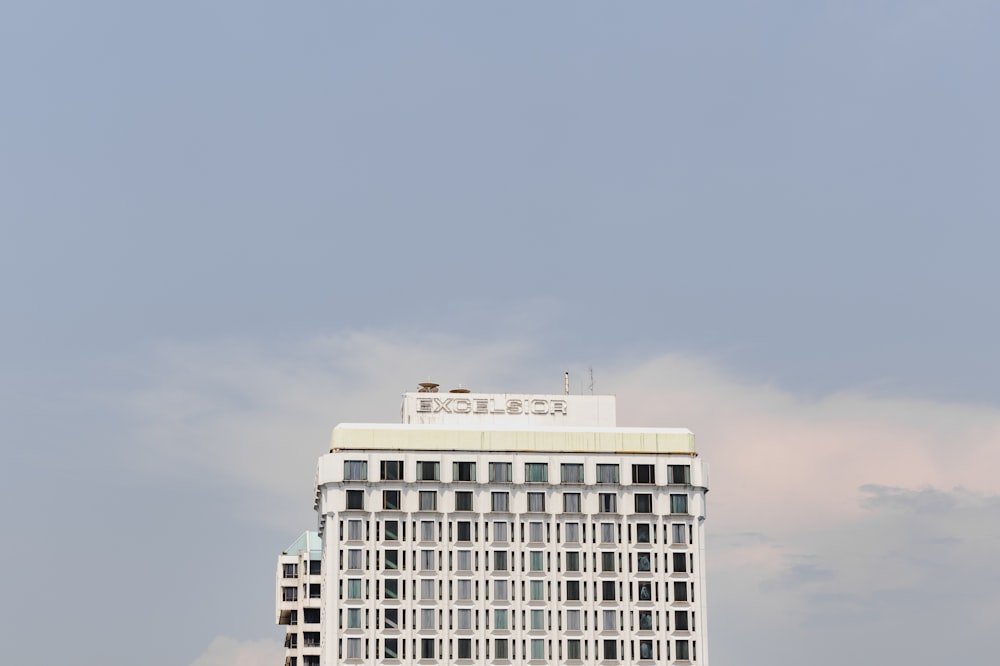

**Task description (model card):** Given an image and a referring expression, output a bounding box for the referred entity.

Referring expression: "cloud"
[188,636,283,666]
[117,333,1000,666]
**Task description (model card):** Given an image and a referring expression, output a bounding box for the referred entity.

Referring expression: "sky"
[2,1,999,664]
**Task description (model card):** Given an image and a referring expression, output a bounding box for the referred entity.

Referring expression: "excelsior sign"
[416,396,568,416]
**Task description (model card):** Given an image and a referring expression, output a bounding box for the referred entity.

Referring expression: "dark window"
[636,524,651,543]
[634,494,652,514]
[283,563,298,578]
[346,490,364,510]
[566,580,581,600]
[421,638,435,659]
[638,582,652,601]
[416,461,440,481]
[599,493,617,513]
[384,579,399,599]
[676,640,690,660]
[525,463,548,483]
[381,460,403,481]
[673,552,688,573]
[384,638,399,659]
[668,465,691,485]
[603,640,617,660]
[385,549,398,570]
[602,581,616,601]
[455,492,473,511]
[384,608,398,629]
[282,586,297,601]
[458,639,472,659]
[638,611,653,630]
[631,464,655,484]
[304,608,320,624]
[673,581,688,601]
[453,462,476,482]
[637,553,651,572]
[309,560,322,575]
[457,521,472,542]
[385,520,399,541]
[383,490,401,510]
[675,610,689,631]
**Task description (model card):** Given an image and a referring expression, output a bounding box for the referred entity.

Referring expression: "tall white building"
[277,387,710,666]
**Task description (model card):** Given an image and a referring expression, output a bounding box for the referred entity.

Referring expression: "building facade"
[277,389,709,666]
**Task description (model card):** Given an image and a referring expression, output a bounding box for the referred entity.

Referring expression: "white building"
[277,387,710,666]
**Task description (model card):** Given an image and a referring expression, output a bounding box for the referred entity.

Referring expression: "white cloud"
[188,636,283,666]
[121,334,1000,666]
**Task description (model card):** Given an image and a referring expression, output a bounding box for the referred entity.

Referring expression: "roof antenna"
[589,366,595,394]
[564,371,570,395]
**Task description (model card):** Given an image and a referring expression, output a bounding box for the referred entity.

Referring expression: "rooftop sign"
[401,392,617,428]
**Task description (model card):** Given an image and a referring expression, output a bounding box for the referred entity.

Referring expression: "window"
[494,550,508,571]
[674,610,689,631]
[525,463,548,483]
[421,638,435,659]
[381,460,403,481]
[636,523,651,543]
[420,520,435,541]
[673,552,688,573]
[530,580,544,600]
[638,582,652,601]
[489,462,512,483]
[670,494,688,514]
[603,640,618,660]
[668,465,691,484]
[637,552,651,572]
[494,521,509,542]
[563,493,581,513]
[603,609,616,630]
[492,492,509,512]
[639,640,654,660]
[561,463,584,483]
[598,493,617,513]
[529,551,543,571]
[528,522,543,543]
[565,551,580,572]
[310,559,321,575]
[457,579,472,600]
[416,461,440,481]
[346,490,365,510]
[527,492,546,512]
[385,520,399,541]
[419,491,438,511]
[347,520,362,540]
[494,639,509,660]
[282,586,297,601]
[421,608,435,629]
[453,461,476,482]
[638,610,653,630]
[384,638,399,659]
[420,550,435,571]
[596,464,619,484]
[456,521,472,542]
[347,579,362,599]
[347,608,362,628]
[384,549,398,570]
[283,563,298,578]
[600,523,615,543]
[530,639,545,659]
[347,549,362,569]
[457,639,472,659]
[346,638,361,659]
[420,579,435,600]
[602,580,616,601]
[634,494,652,513]
[494,608,508,629]
[601,551,615,572]
[494,579,508,601]
[457,609,472,630]
[345,460,368,481]
[673,581,688,601]
[303,632,319,647]
[384,608,399,629]
[565,580,580,600]
[566,609,581,630]
[384,579,398,600]
[564,523,580,543]
[631,464,654,484]
[672,523,688,544]
[455,492,473,512]
[530,609,544,630]
[675,640,690,661]
[567,640,581,660]
[383,490,401,510]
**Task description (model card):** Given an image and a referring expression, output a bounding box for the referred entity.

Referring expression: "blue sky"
[2,2,998,665]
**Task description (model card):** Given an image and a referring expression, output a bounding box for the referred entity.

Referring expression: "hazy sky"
[2,2,998,665]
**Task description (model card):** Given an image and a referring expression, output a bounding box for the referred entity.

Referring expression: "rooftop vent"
[417,382,439,393]
[449,387,471,394]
